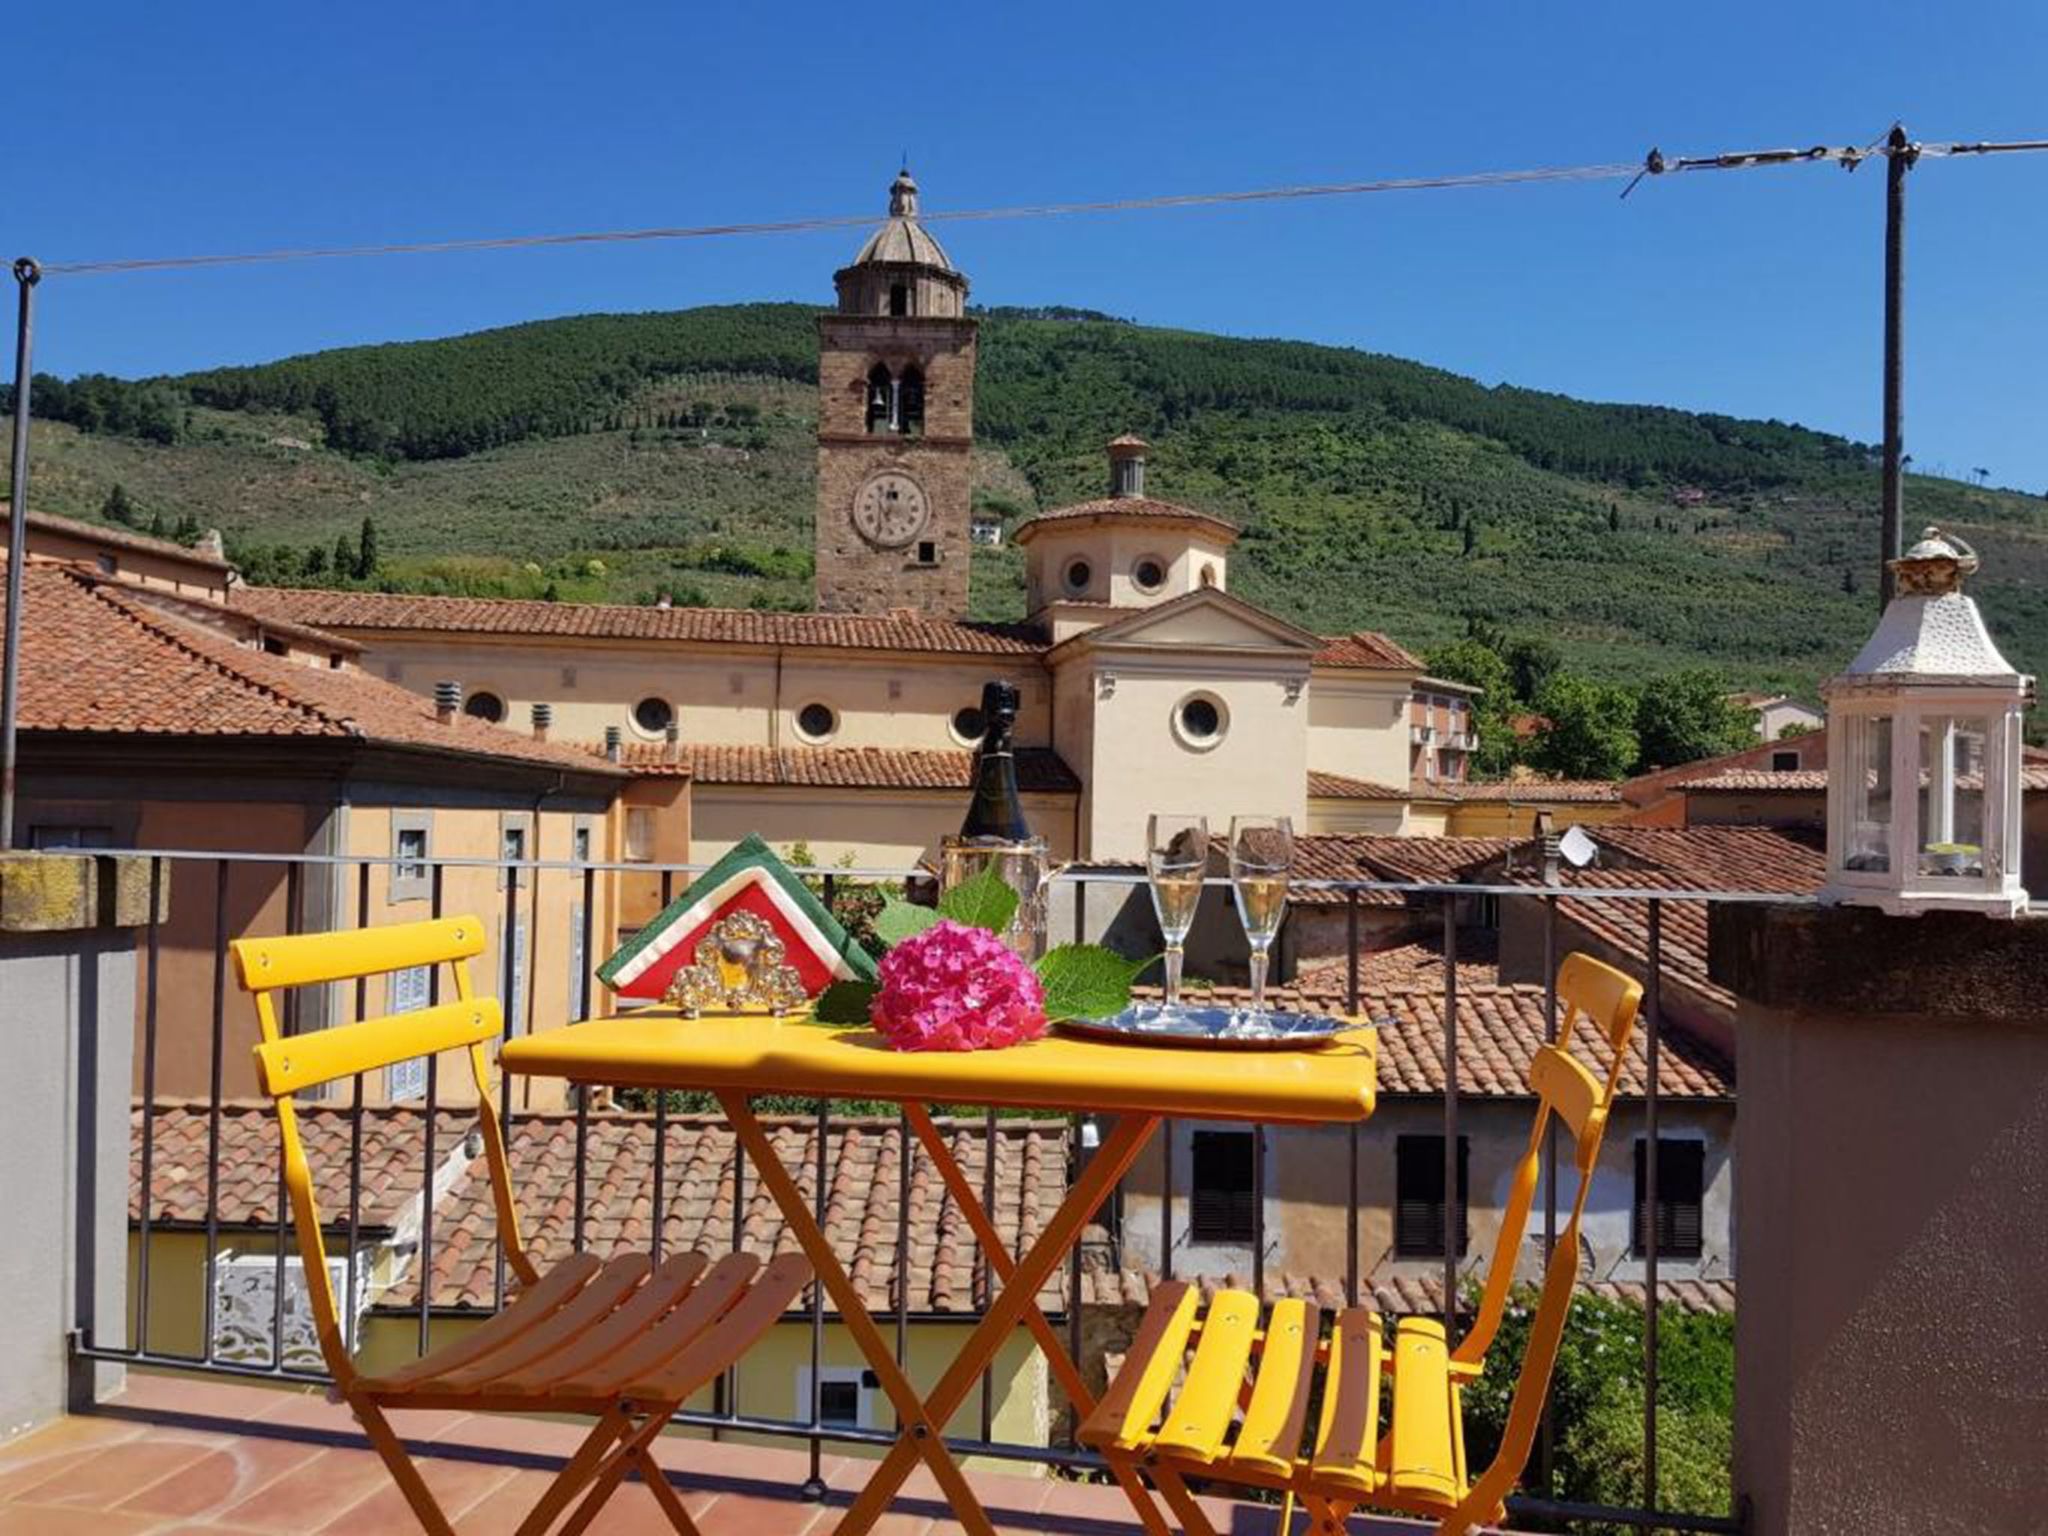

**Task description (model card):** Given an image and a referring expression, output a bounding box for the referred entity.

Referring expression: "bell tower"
[815,170,977,617]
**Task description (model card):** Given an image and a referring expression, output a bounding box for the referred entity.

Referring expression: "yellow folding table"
[501,1008,1377,1536]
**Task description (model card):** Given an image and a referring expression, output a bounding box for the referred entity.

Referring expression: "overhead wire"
[31,136,2048,279]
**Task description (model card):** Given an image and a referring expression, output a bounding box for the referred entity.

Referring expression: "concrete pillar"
[1710,904,2048,1534]
[0,852,157,1441]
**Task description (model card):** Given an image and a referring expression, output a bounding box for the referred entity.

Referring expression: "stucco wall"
[358,636,1052,755]
[1117,1098,1734,1292]
[1023,524,1231,615]
[1071,657,1310,864]
[689,787,1078,871]
[1307,674,1414,789]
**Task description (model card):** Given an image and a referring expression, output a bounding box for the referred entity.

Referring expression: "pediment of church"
[1056,588,1323,657]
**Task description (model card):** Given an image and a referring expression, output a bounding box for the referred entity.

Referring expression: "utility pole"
[1879,125,1916,607]
[0,257,40,852]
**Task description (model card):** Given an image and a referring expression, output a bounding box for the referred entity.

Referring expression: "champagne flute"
[1229,815,1294,1021]
[1146,815,1209,1019]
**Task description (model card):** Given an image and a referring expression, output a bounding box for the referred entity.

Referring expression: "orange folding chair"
[232,914,812,1536]
[1080,952,1643,1536]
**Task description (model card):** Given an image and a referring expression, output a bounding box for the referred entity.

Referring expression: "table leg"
[900,1101,1096,1418]
[835,1111,1157,1536]
[718,1093,1000,1536]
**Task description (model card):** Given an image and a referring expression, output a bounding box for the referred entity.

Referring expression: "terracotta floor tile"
[112,1435,327,1519]
[213,1445,391,1531]
[0,1504,166,1535]
[0,1414,142,1467]
[420,1408,592,1458]
[313,1453,514,1533]
[691,1489,829,1536]
[111,1369,314,1424]
[10,1434,220,1509]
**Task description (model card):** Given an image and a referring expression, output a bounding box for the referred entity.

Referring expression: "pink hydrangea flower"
[870,920,1047,1052]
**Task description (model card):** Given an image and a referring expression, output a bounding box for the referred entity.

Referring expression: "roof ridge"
[82,574,358,738]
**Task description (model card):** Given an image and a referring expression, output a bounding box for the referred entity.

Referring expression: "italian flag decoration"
[598,833,879,1002]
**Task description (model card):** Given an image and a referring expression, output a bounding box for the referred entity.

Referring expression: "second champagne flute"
[1228,814,1294,1019]
[1145,814,1209,1017]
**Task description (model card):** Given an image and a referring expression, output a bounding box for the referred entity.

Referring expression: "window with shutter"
[1188,1131,1257,1244]
[1632,1139,1706,1259]
[1395,1136,1469,1258]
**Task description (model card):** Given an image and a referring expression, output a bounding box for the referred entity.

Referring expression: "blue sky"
[15,0,2048,486]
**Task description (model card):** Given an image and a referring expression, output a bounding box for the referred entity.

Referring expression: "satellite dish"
[1558,824,1599,869]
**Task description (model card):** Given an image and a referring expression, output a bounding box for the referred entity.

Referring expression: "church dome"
[849,170,957,272]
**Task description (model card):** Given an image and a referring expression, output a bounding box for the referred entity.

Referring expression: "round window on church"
[633,697,674,736]
[1132,556,1168,594]
[795,702,839,743]
[1062,558,1093,597]
[1172,692,1228,753]
[951,705,987,746]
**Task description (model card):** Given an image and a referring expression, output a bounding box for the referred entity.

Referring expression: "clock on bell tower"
[814,170,977,618]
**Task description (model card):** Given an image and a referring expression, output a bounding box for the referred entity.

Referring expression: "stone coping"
[0,850,164,934]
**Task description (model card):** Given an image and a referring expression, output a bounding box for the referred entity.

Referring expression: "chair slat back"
[228,914,533,1387]
[1451,950,1642,1526]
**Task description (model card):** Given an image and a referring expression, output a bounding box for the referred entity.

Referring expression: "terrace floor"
[0,1373,1455,1535]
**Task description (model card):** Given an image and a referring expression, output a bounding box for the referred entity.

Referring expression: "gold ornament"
[661,910,810,1017]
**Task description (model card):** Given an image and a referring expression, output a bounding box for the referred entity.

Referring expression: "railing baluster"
[1160,1118,1174,1281]
[345,861,369,1355]
[1346,1121,1359,1309]
[1251,1120,1266,1305]
[1441,896,1460,1337]
[981,1103,997,1441]
[804,1099,828,1499]
[200,858,229,1364]
[652,1093,668,1265]
[721,1101,744,1421]
[896,1106,911,1431]
[1541,890,1560,1493]
[1645,897,1664,1515]
[495,864,519,1312]
[1067,1111,1085,1450]
[1345,887,1360,1014]
[271,860,303,1370]
[134,856,163,1355]
[415,862,445,1359]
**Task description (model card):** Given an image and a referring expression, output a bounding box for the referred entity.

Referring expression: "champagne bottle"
[959,680,1032,842]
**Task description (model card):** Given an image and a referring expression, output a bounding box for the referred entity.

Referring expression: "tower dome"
[835,168,968,319]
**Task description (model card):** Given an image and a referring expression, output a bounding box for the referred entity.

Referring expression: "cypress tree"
[356,515,379,578]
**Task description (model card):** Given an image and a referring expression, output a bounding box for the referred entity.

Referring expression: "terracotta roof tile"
[132,1102,1071,1316]
[4,560,625,777]
[1290,833,1511,907]
[622,742,1079,793]
[1312,631,1424,670]
[1304,771,1409,801]
[4,504,231,570]
[240,587,1048,657]
[1415,778,1622,804]
[1012,497,1239,542]
[1679,769,1827,792]
[1081,1268,1734,1315]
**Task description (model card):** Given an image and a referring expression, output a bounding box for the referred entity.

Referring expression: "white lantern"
[1821,528,2034,916]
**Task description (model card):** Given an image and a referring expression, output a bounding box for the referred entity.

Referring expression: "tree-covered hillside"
[8,302,2046,694]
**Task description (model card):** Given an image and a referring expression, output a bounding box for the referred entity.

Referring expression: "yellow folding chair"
[1081,952,1644,1536]
[232,915,812,1536]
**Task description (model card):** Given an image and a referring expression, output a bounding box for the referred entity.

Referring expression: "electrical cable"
[31,137,2048,279]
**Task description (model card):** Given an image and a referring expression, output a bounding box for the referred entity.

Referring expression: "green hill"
[9,302,2047,694]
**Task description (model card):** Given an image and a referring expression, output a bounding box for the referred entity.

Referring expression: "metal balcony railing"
[65,845,1799,1533]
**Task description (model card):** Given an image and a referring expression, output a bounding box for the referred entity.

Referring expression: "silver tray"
[1054,1003,1356,1050]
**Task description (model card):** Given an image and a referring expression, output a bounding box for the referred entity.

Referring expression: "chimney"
[1107,434,1150,499]
[434,680,462,724]
[603,724,623,764]
[664,721,681,764]
[1534,810,1561,884]
[530,701,552,741]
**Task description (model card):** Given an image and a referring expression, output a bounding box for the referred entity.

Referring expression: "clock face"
[852,470,930,550]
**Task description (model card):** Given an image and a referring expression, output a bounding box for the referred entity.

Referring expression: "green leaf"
[813,979,878,1025]
[1036,944,1148,1023]
[872,894,944,947]
[936,866,1021,936]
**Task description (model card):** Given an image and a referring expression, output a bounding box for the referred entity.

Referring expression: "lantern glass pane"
[1844,713,1893,873]
[1917,716,1989,879]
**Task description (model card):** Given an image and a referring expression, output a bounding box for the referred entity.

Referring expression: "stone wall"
[815,314,977,617]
